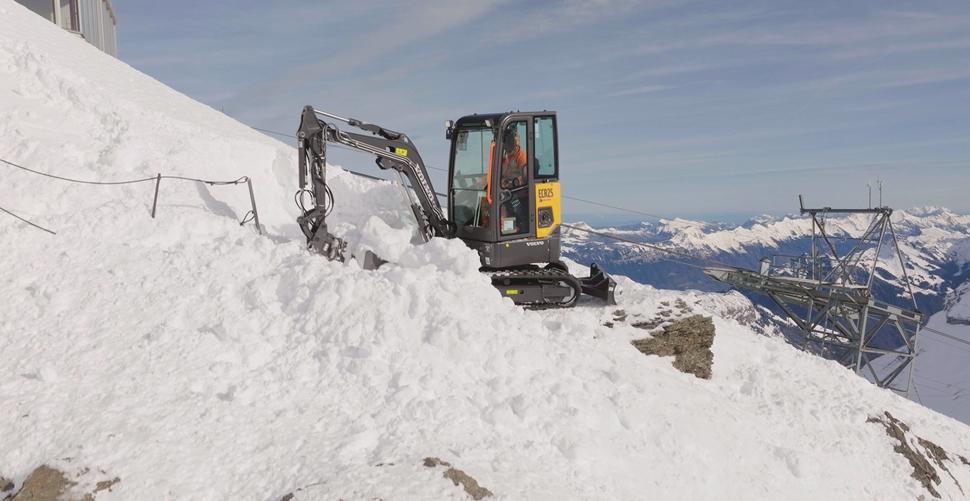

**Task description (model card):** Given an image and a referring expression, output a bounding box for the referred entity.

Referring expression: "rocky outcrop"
[632,314,715,379]
[868,411,969,499]
[423,457,492,500]
[3,465,119,501]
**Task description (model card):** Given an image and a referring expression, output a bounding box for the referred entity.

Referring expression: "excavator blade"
[580,263,617,305]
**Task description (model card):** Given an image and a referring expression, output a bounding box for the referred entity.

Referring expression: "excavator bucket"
[358,250,387,271]
[580,263,617,305]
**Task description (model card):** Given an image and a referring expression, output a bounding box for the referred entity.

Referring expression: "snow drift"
[2,1,970,499]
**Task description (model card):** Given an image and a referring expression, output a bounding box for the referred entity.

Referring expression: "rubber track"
[486,268,582,309]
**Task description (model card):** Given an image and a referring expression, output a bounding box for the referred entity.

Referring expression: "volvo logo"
[525,241,545,247]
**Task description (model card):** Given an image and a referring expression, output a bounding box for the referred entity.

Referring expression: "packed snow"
[3,2,970,499]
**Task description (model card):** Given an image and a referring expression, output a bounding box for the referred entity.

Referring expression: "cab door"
[448,120,496,244]
[531,114,561,240]
[495,117,534,242]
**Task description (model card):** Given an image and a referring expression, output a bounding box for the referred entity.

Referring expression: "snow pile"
[4,2,970,499]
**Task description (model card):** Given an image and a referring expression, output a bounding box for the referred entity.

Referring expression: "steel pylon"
[705,197,923,393]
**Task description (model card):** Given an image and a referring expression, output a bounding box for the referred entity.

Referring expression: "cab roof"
[454,111,556,128]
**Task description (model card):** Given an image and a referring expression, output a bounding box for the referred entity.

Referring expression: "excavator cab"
[446,112,563,270]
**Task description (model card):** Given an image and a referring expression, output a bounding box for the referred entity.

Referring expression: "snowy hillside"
[4,2,970,500]
[911,277,970,425]
[911,310,970,424]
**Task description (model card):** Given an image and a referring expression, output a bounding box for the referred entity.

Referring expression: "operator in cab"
[499,125,528,235]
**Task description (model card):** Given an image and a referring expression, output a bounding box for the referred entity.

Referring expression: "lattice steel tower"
[705,197,923,393]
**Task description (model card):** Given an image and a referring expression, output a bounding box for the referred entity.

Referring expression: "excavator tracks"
[486,267,583,309]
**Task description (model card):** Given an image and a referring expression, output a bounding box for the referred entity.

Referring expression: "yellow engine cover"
[535,181,561,239]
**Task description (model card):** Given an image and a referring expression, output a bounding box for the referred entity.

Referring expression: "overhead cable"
[0,204,56,235]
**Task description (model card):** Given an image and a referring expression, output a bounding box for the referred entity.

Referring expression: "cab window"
[534,116,557,179]
[451,126,494,228]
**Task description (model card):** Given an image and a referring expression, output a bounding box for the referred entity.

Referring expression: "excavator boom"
[297,105,453,258]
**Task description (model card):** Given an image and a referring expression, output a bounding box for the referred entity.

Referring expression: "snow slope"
[3,2,970,499]
[911,311,970,424]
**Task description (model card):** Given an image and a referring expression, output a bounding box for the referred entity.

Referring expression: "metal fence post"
[246,177,262,235]
[151,173,161,218]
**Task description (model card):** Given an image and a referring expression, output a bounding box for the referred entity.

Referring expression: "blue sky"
[115,0,970,223]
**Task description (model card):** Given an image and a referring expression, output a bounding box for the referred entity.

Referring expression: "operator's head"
[502,127,519,153]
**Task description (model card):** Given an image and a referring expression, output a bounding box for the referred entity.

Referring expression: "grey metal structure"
[16,0,117,56]
[704,196,923,393]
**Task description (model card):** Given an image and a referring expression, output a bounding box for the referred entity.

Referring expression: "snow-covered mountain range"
[3,1,970,499]
[564,207,970,314]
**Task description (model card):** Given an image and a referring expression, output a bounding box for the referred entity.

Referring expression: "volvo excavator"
[295,105,616,308]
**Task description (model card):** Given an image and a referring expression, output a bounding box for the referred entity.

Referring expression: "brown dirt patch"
[423,457,492,500]
[632,314,715,379]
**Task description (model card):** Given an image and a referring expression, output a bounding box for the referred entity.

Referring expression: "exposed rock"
[868,412,942,498]
[632,315,715,379]
[9,465,74,501]
[423,457,449,468]
[1,475,13,493]
[631,318,665,331]
[612,309,627,322]
[423,457,492,500]
[919,437,964,494]
[7,465,119,501]
[88,477,121,499]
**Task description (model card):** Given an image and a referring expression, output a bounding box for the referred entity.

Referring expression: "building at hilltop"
[16,0,117,56]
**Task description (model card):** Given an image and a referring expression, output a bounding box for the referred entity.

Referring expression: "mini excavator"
[295,105,615,308]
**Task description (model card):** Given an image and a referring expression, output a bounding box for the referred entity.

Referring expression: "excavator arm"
[296,105,455,262]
